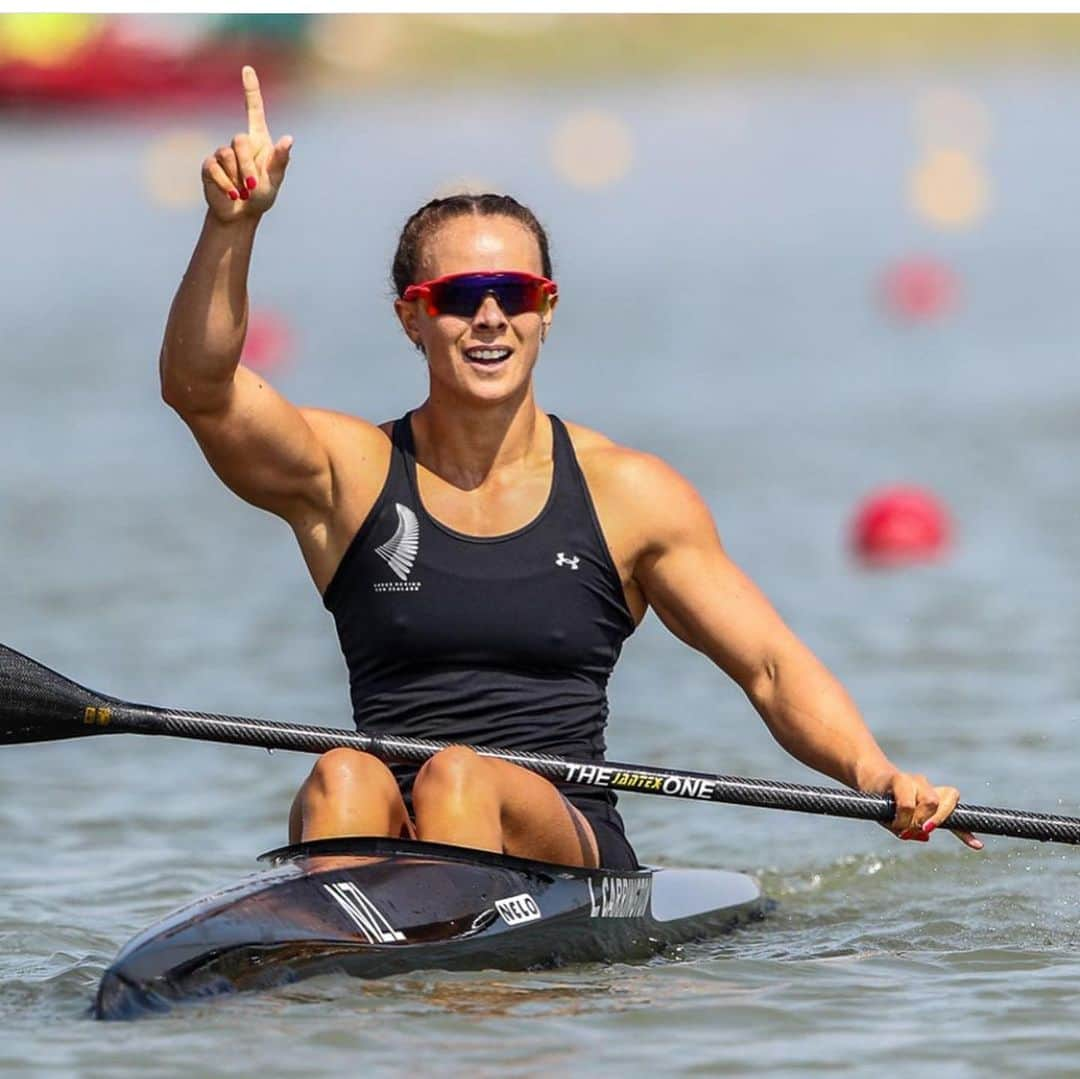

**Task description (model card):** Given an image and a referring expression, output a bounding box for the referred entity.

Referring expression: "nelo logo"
[495,893,542,926]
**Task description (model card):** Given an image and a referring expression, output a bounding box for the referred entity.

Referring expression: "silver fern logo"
[374,503,421,592]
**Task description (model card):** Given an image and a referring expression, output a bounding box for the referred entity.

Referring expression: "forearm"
[747,654,898,791]
[160,212,260,413]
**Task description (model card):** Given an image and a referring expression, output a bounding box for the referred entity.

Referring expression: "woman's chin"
[431,360,534,402]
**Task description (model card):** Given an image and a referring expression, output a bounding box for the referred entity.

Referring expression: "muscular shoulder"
[300,407,390,459]
[561,420,719,558]
[297,407,393,514]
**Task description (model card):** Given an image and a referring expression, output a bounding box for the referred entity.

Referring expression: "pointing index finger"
[243,65,270,138]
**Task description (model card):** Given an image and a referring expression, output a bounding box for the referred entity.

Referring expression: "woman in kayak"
[161,67,981,870]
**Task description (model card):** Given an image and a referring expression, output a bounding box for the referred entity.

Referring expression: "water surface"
[3,70,1080,1076]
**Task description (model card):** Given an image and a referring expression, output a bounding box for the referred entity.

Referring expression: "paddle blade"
[0,644,112,744]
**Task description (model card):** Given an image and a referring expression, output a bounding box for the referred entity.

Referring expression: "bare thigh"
[289,748,415,844]
[411,747,599,867]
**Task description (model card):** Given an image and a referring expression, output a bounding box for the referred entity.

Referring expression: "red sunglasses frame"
[402,271,558,318]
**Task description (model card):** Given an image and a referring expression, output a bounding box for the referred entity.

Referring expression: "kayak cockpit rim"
[257,835,654,879]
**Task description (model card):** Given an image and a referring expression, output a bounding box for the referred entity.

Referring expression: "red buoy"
[880,257,959,322]
[850,486,951,567]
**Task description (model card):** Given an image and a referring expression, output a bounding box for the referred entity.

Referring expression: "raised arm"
[160,66,338,524]
[619,452,981,849]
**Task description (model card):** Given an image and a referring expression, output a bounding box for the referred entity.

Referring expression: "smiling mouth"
[464,347,513,366]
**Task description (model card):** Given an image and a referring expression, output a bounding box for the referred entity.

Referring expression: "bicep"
[632,475,800,690]
[172,364,334,520]
[641,537,792,687]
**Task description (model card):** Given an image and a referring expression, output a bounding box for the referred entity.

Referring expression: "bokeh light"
[549,109,635,190]
[908,147,990,230]
[306,14,400,78]
[143,129,215,210]
[241,309,294,374]
[880,256,960,322]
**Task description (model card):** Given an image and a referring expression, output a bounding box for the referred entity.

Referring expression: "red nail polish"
[228,190,239,201]
[245,176,257,190]
[239,188,250,201]
[922,821,938,835]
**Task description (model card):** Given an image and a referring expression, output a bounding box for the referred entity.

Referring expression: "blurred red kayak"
[0,16,293,109]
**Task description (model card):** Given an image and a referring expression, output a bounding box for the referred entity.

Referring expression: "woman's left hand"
[866,771,984,850]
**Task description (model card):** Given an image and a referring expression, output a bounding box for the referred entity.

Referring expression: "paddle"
[3,641,1077,844]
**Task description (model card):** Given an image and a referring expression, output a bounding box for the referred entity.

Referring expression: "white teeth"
[467,349,511,361]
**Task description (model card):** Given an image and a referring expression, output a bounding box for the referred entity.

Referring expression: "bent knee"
[414,746,488,796]
[306,748,397,800]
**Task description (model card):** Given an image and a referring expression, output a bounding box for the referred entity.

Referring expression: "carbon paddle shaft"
[102,703,1080,845]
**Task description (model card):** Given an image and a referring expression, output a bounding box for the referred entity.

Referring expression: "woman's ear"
[394,298,423,350]
[541,292,557,342]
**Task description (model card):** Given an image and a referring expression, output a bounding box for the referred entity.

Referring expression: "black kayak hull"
[94,837,770,1020]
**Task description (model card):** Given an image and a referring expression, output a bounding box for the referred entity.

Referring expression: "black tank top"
[322,411,636,816]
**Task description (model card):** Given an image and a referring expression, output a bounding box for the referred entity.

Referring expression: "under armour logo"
[555,552,580,571]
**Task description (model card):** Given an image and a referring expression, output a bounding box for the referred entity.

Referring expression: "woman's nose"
[472,293,508,327]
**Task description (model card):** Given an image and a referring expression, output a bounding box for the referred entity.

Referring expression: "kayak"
[94,836,770,1019]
